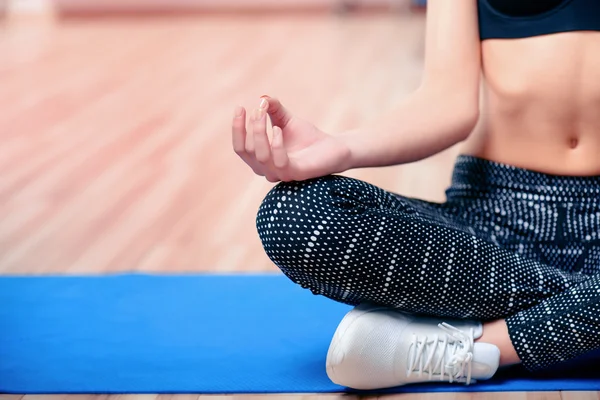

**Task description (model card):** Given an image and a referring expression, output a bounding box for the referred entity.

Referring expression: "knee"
[256,174,367,228]
[256,176,350,272]
[256,178,324,256]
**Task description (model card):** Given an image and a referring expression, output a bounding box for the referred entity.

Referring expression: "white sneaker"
[326,303,500,390]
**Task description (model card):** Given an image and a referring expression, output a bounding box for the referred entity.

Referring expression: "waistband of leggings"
[449,155,600,202]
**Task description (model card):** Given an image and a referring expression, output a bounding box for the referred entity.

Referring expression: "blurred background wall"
[0,0,436,274]
[4,0,424,16]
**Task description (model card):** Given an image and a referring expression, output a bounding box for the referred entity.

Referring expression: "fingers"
[252,106,278,182]
[232,106,247,155]
[271,126,289,169]
[232,99,292,183]
[253,100,271,164]
[261,95,292,129]
[232,105,264,177]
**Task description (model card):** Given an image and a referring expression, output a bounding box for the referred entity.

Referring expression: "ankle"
[476,319,521,367]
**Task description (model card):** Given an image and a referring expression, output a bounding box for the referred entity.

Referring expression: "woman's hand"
[232,96,353,182]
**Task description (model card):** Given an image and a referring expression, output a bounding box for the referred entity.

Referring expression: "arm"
[341,0,481,169]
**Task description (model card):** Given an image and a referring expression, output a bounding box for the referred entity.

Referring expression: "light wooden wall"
[50,0,411,14]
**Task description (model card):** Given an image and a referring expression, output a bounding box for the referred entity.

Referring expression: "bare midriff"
[461,31,600,176]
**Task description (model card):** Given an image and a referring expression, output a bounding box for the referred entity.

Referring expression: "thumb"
[260,95,292,129]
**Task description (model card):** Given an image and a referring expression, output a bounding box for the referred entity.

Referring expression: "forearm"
[339,85,479,169]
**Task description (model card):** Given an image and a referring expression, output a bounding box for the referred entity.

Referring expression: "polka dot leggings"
[256,155,600,372]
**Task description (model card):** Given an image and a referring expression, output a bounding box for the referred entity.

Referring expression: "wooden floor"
[0,9,598,400]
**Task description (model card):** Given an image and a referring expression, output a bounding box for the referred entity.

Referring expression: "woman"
[231,0,600,390]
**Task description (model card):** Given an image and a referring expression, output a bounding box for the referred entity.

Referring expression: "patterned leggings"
[256,155,600,371]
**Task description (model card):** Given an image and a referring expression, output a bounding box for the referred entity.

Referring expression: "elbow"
[419,79,480,142]
[443,87,479,142]
[454,105,479,141]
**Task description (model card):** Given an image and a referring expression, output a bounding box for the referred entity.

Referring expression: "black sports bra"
[478,0,600,40]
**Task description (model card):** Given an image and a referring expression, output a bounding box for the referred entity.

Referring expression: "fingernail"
[234,106,243,118]
[259,98,268,111]
[252,108,265,120]
[260,94,271,99]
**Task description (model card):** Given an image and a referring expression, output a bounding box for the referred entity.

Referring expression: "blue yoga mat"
[1,273,600,394]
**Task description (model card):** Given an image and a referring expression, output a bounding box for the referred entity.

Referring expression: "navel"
[569,137,579,149]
